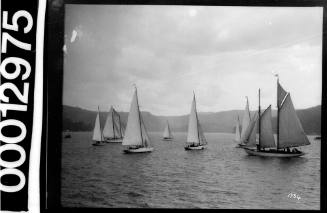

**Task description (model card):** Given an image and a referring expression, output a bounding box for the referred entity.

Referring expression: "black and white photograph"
[61,4,322,209]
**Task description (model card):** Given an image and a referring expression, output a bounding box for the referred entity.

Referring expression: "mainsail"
[278,93,310,148]
[122,89,151,147]
[92,110,103,141]
[234,116,241,142]
[122,90,143,146]
[187,95,200,144]
[103,106,122,139]
[163,121,172,139]
[240,97,251,143]
[259,105,276,148]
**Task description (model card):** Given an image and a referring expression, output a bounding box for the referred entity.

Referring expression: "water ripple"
[61,132,320,209]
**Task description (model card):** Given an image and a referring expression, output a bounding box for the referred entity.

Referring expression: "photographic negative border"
[0,0,46,212]
[45,0,326,212]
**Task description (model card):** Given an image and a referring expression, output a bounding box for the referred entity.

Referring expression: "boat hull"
[243,147,305,157]
[123,147,154,153]
[105,138,122,143]
[184,145,204,150]
[92,141,104,146]
[235,143,246,148]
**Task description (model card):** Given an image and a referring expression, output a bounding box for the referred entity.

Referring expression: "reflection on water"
[61,132,320,209]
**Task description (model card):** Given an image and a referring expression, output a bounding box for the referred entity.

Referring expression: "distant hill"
[62,105,321,134]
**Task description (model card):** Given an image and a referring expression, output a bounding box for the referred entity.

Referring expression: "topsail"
[277,81,288,108]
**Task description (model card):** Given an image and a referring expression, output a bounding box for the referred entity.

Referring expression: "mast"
[277,77,280,150]
[98,106,103,141]
[258,89,261,150]
[111,107,115,139]
[135,87,144,146]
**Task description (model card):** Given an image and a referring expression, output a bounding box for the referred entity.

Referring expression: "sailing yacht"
[162,120,173,141]
[236,97,251,148]
[122,87,154,153]
[234,116,241,143]
[185,93,207,150]
[103,106,124,143]
[64,129,71,138]
[243,80,310,157]
[92,106,105,146]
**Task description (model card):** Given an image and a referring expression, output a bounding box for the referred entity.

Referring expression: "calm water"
[61,132,320,209]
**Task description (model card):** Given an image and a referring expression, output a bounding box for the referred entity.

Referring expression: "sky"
[63,5,322,116]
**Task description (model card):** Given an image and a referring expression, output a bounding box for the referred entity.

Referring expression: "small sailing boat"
[122,87,154,153]
[185,93,207,150]
[314,136,321,140]
[92,106,105,146]
[64,129,71,138]
[243,79,310,157]
[162,120,173,141]
[233,116,241,143]
[236,97,251,148]
[103,106,124,143]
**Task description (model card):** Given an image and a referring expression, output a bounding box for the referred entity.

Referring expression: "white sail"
[103,107,115,138]
[198,122,207,145]
[122,90,143,146]
[92,111,103,141]
[240,97,251,143]
[187,95,200,144]
[279,94,310,148]
[245,112,259,147]
[259,105,276,148]
[163,121,172,138]
[234,116,241,142]
[103,107,122,139]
